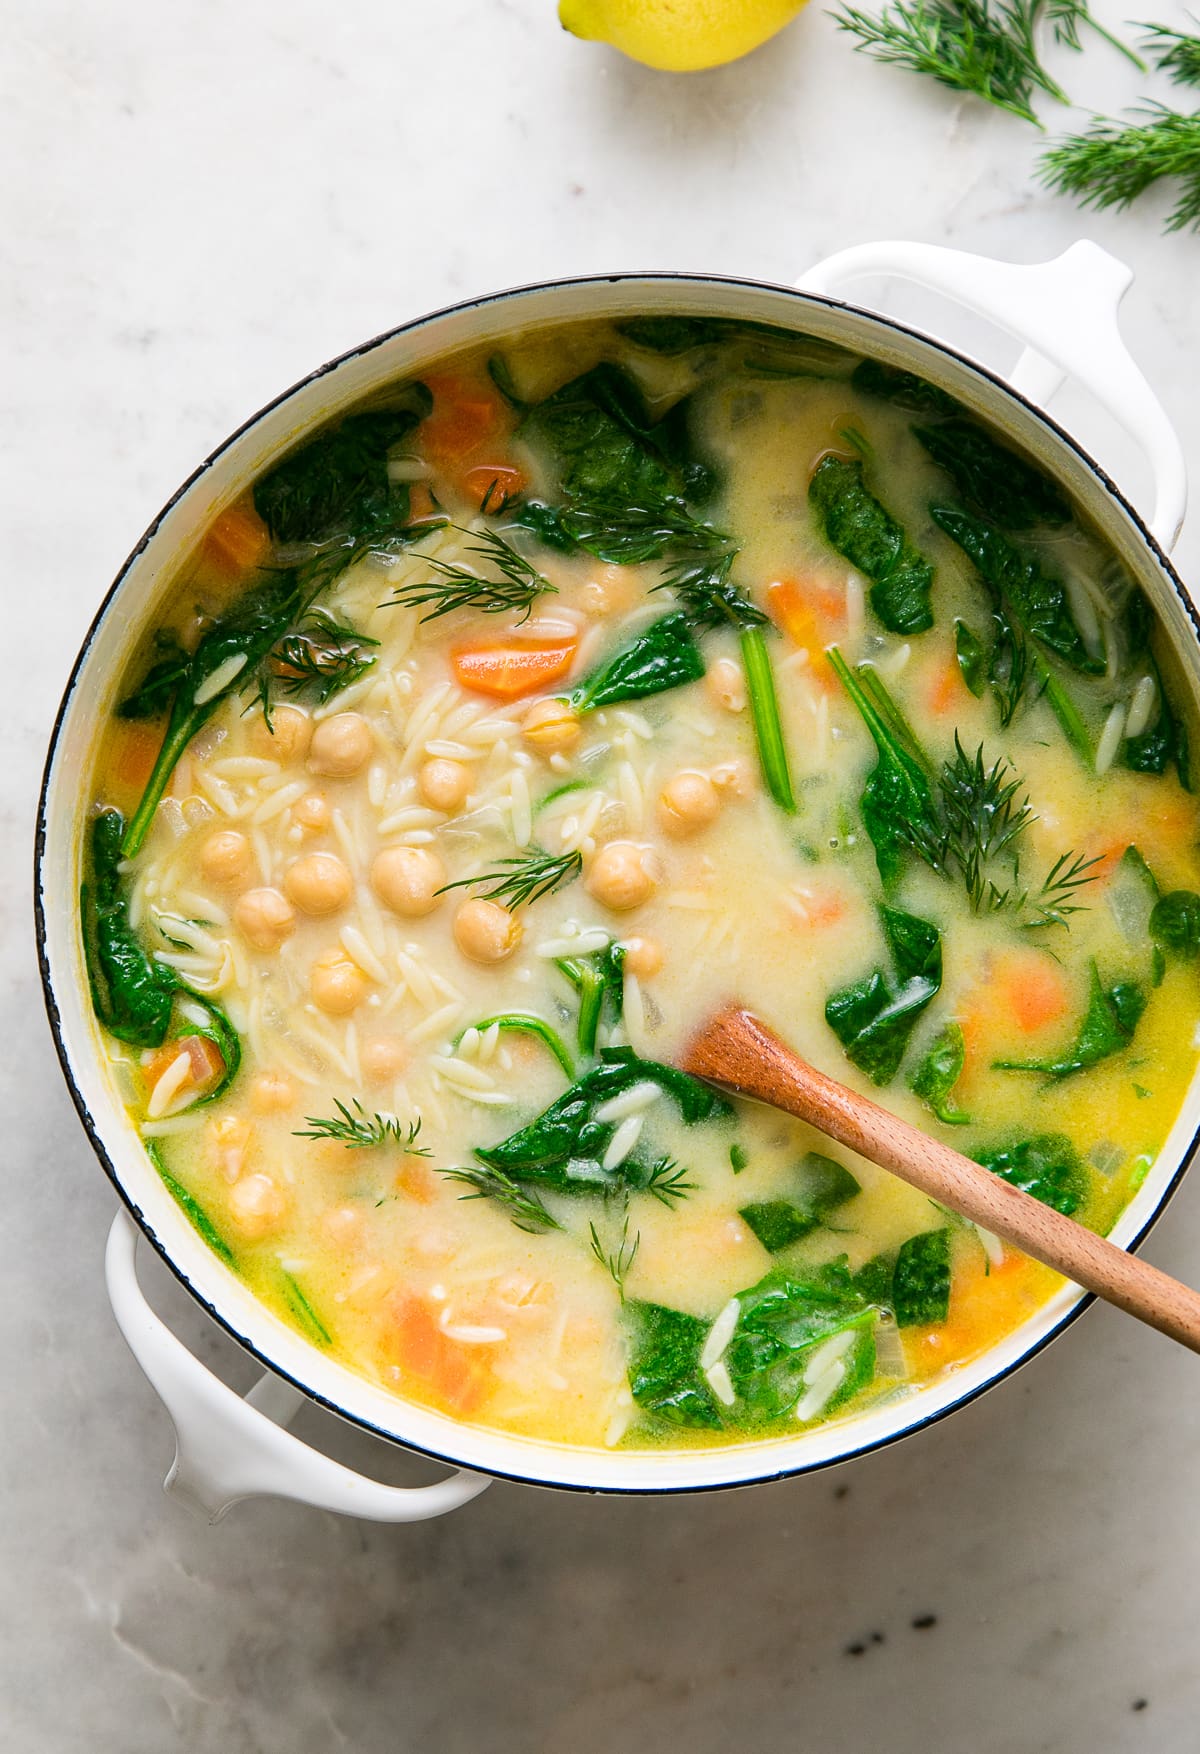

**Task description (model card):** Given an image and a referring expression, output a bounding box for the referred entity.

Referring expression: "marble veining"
[5,0,1200,1746]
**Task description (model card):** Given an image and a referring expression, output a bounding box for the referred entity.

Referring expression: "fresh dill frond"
[268,609,379,705]
[654,551,767,632]
[387,525,554,623]
[1044,0,1143,62]
[440,1165,562,1234]
[937,737,1034,911]
[1039,105,1200,231]
[437,846,583,909]
[1144,23,1200,87]
[588,1216,641,1298]
[294,1101,430,1152]
[643,1156,698,1207]
[1023,848,1103,929]
[558,495,731,566]
[832,0,1059,125]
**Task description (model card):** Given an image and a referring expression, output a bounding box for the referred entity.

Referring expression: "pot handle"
[798,239,1187,553]
[104,1210,491,1524]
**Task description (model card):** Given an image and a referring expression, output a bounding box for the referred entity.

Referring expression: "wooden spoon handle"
[682,1006,1200,1355]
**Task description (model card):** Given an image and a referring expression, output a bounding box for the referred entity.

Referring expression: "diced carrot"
[451,637,579,700]
[788,887,846,930]
[463,463,527,511]
[1000,950,1070,1034]
[406,481,439,524]
[766,576,845,682]
[388,1296,493,1416]
[203,501,269,578]
[144,1034,225,1098]
[420,372,509,468]
[907,1249,1053,1377]
[926,654,966,717]
[111,720,164,790]
[396,1159,439,1205]
[1086,839,1132,885]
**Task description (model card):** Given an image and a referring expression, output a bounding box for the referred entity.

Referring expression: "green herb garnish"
[437,846,582,909]
[294,1101,430,1152]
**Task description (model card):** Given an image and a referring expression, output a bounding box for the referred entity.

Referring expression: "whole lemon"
[559,0,809,71]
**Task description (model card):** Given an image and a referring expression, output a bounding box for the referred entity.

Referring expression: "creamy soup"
[83,316,1200,1450]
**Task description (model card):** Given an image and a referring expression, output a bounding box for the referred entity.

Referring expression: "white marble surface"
[6,1,1200,1746]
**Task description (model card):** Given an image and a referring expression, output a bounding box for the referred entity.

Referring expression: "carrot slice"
[452,637,578,700]
[463,463,527,511]
[421,372,508,468]
[389,1296,493,1416]
[111,720,164,790]
[766,576,845,681]
[143,1034,225,1098]
[203,501,269,578]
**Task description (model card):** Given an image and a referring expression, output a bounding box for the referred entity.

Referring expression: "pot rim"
[36,267,1200,1495]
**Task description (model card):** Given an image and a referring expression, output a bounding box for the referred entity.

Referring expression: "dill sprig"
[557,495,731,565]
[267,609,379,705]
[437,846,583,909]
[1023,849,1104,929]
[1144,23,1200,87]
[833,0,1140,126]
[589,1216,641,1298]
[439,1164,562,1234]
[643,1156,698,1207]
[654,551,767,632]
[1039,104,1200,232]
[294,1101,431,1152]
[387,526,554,623]
[936,737,1034,910]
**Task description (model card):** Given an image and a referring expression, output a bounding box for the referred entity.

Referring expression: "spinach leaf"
[826,907,943,1086]
[994,961,1145,1081]
[850,360,960,416]
[892,1229,952,1326]
[914,420,1071,530]
[570,611,705,712]
[616,316,726,354]
[120,570,308,857]
[145,1143,238,1269]
[809,456,935,635]
[826,647,941,886]
[931,507,1103,677]
[82,809,177,1048]
[556,943,626,1056]
[1150,890,1200,959]
[253,393,431,546]
[626,1301,723,1429]
[473,1046,727,1198]
[171,986,242,1106]
[910,1021,971,1124]
[974,1133,1086,1216]
[853,1253,897,1308]
[723,1265,876,1422]
[954,619,988,697]
[1120,602,1191,786]
[739,1152,861,1252]
[117,633,191,721]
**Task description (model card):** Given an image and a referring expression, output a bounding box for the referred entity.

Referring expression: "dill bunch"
[1039,104,1200,231]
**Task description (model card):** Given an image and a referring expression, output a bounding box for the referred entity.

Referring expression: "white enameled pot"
[37,240,1200,1524]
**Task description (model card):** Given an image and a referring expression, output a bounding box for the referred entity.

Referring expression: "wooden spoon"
[681,1004,1200,1355]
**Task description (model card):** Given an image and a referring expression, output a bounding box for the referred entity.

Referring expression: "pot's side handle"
[105,1211,491,1524]
[798,239,1187,554]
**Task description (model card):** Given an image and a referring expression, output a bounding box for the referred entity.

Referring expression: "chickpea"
[362,1035,409,1083]
[418,757,472,813]
[522,698,580,754]
[293,791,331,833]
[307,712,372,778]
[249,704,311,763]
[586,841,656,913]
[453,898,522,964]
[228,1172,288,1239]
[370,845,446,917]
[579,565,639,619]
[658,770,721,838]
[233,886,296,952]
[622,935,664,978]
[706,657,746,713]
[250,1071,295,1114]
[284,851,353,917]
[208,1114,252,1182]
[310,947,370,1015]
[200,829,254,888]
[321,1205,365,1248]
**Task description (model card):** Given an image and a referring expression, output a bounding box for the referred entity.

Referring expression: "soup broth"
[84,317,1200,1450]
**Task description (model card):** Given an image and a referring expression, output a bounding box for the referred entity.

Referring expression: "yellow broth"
[85,318,1200,1450]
